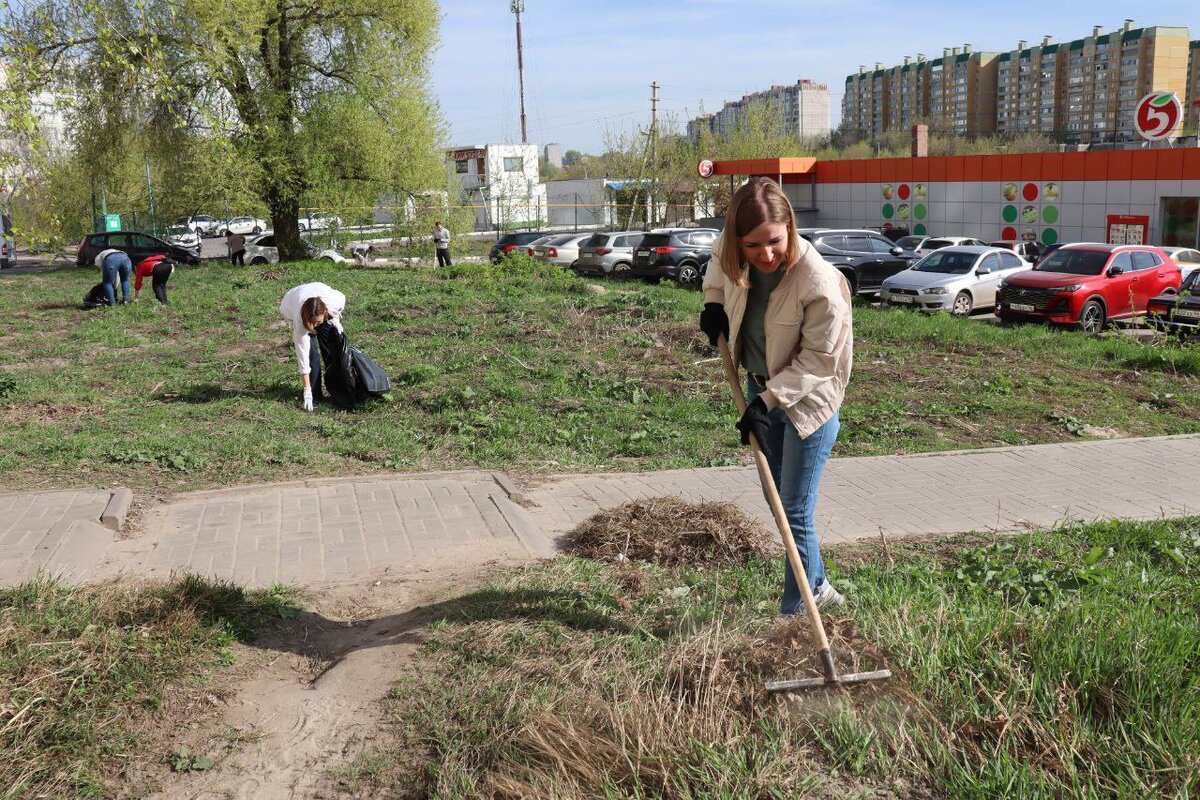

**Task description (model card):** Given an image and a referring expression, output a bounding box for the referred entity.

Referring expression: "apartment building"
[844,21,1192,143]
[996,37,1063,136]
[842,65,888,138]
[1186,40,1200,132]
[688,79,831,141]
[843,46,996,137]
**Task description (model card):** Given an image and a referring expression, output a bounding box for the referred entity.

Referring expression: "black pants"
[436,248,451,267]
[308,332,322,408]
[231,249,245,266]
[151,262,174,305]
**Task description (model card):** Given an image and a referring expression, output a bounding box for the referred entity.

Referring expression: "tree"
[1,0,446,260]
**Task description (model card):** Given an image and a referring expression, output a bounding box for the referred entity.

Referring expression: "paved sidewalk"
[95,472,552,587]
[3,436,1199,589]
[520,435,1200,547]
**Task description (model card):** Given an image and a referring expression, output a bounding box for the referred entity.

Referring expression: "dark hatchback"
[629,228,719,287]
[488,231,547,263]
[801,229,918,295]
[1146,270,1200,335]
[77,230,202,267]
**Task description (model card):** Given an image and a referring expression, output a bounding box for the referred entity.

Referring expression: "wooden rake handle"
[717,335,836,673]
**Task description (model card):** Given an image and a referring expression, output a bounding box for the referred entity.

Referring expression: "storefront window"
[1162,198,1200,248]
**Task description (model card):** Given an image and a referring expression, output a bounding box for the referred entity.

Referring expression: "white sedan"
[915,236,986,256]
[218,216,267,236]
[1163,246,1200,279]
[243,232,346,265]
[880,246,1031,316]
[165,225,201,250]
[298,213,343,231]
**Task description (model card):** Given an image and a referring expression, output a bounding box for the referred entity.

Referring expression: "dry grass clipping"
[567,497,773,567]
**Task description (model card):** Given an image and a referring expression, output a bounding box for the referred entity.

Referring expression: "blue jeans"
[748,381,840,615]
[101,252,132,305]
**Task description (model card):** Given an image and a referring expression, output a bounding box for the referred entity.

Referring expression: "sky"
[431,0,1200,156]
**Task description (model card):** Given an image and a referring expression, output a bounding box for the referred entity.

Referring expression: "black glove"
[699,302,729,347]
[735,395,773,458]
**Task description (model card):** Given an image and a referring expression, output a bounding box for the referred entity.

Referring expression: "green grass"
[360,519,1200,798]
[0,575,297,798]
[3,258,1200,491]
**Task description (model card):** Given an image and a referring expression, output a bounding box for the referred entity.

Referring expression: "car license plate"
[890,295,913,304]
[636,249,649,257]
[1174,308,1200,319]
[1010,303,1035,312]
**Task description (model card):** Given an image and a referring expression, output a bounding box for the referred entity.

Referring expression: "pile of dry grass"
[566,496,773,567]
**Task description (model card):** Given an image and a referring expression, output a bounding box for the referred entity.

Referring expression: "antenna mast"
[511,0,528,144]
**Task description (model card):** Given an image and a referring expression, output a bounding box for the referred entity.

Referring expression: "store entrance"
[1161,198,1200,248]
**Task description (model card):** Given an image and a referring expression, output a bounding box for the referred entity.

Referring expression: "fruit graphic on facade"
[1002,183,1018,201]
[1022,206,1038,225]
[882,184,894,200]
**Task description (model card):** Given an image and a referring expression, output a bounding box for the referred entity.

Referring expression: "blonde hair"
[717,177,800,287]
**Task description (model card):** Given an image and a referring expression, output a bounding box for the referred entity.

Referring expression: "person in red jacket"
[133,254,176,305]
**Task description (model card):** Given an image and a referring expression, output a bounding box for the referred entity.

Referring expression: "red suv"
[995,244,1180,333]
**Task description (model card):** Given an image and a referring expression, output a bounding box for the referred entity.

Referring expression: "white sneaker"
[813,581,846,610]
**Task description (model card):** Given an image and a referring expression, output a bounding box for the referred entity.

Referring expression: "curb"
[101,487,133,531]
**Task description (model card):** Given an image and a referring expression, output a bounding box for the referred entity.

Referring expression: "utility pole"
[649,81,659,224]
[511,0,528,144]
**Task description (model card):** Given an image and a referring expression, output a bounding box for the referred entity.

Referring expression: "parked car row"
[489,227,722,288]
[174,214,341,237]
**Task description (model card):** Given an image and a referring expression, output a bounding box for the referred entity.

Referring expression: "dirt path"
[149,546,522,799]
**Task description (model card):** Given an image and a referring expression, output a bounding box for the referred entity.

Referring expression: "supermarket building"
[703,149,1200,248]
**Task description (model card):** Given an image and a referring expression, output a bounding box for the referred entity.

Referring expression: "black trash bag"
[315,322,391,410]
[82,283,112,309]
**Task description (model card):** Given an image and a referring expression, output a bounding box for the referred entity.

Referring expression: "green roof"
[1096,33,1111,45]
[1121,28,1144,42]
[1069,40,1084,51]
[998,53,1011,62]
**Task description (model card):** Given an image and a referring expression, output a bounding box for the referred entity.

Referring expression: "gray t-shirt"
[740,266,785,377]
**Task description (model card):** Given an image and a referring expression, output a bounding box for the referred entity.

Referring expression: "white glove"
[302,387,314,412]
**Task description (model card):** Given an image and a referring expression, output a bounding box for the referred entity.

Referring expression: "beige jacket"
[702,233,853,439]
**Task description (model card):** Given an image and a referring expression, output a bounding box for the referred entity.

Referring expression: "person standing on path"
[433,221,451,267]
[228,230,246,266]
[698,177,853,616]
[279,282,346,412]
[94,247,133,306]
[132,254,176,305]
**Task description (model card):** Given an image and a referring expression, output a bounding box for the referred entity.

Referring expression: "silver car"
[574,230,646,277]
[532,233,592,269]
[880,246,1031,315]
[915,236,986,256]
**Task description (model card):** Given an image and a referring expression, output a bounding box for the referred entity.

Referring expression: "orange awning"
[709,157,817,177]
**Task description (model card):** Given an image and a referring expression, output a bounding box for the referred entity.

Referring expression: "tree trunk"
[271,197,306,261]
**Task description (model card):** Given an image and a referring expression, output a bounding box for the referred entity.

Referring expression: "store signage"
[1134,92,1182,141]
[1106,214,1149,246]
[449,148,486,161]
[697,159,714,179]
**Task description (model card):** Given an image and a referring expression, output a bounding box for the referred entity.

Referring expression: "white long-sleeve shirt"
[279,282,346,375]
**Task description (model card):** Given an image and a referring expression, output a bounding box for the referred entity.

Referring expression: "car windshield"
[1034,250,1109,275]
[912,251,978,274]
[583,234,608,247]
[1181,271,1200,292]
[895,236,923,249]
[924,239,954,250]
[167,226,191,235]
[639,234,671,247]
